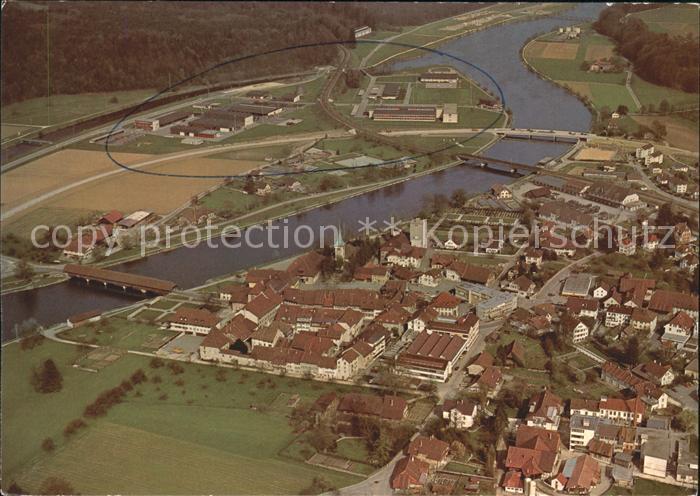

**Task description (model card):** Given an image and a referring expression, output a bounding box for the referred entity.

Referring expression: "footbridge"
[64,264,177,295]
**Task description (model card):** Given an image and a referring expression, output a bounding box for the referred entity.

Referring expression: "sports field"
[2,339,363,494]
[574,147,617,161]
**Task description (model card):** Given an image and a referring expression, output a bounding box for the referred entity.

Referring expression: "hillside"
[1,1,486,105]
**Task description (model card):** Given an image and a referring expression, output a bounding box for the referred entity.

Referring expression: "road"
[630,163,699,210]
[0,130,350,222]
[382,128,592,140]
[1,71,323,174]
[526,252,602,308]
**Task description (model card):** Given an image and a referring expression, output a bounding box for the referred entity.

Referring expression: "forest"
[593,4,699,94]
[1,2,485,105]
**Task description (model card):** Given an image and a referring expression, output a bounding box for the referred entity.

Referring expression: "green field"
[525,25,698,113]
[1,123,39,142]
[348,30,402,67]
[57,317,173,351]
[410,83,492,106]
[2,206,96,240]
[340,105,505,130]
[603,478,696,496]
[208,143,297,161]
[630,75,698,110]
[631,4,700,37]
[485,330,547,369]
[2,339,363,494]
[72,132,200,155]
[335,437,370,461]
[228,104,340,142]
[2,89,158,127]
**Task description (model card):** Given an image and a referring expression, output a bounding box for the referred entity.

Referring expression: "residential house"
[525,248,544,268]
[166,307,219,335]
[492,183,513,199]
[630,308,657,333]
[502,471,525,494]
[632,361,674,386]
[467,351,494,376]
[605,305,633,328]
[503,275,536,298]
[567,297,599,319]
[467,366,503,398]
[526,389,564,431]
[286,251,326,284]
[662,311,696,349]
[562,316,590,343]
[390,456,429,490]
[551,455,601,494]
[406,435,450,469]
[442,399,479,430]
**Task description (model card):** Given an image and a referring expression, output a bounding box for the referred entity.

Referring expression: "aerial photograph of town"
[0,2,698,495]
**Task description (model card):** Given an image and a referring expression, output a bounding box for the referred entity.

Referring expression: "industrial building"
[396,331,468,382]
[354,25,372,38]
[134,110,193,131]
[371,106,437,122]
[227,102,282,117]
[419,72,459,88]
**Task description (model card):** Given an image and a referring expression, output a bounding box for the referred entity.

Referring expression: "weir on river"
[2,3,605,338]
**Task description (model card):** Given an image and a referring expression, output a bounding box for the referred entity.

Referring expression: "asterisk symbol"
[383,216,401,235]
[357,217,377,235]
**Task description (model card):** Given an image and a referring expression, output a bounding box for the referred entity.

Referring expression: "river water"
[2,3,604,338]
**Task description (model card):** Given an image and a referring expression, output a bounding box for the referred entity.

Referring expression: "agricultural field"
[1,89,158,127]
[632,115,699,153]
[2,338,363,494]
[525,25,698,113]
[630,4,700,37]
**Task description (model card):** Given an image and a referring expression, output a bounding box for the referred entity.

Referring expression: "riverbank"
[1,133,501,297]
[366,3,574,69]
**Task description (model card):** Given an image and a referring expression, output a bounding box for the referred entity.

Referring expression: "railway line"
[317,49,698,216]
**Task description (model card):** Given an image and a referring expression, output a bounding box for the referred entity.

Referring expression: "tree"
[659,99,670,114]
[309,423,336,453]
[450,188,467,207]
[6,483,25,495]
[372,427,393,465]
[485,445,496,477]
[31,359,63,393]
[41,437,55,452]
[624,336,641,365]
[651,120,667,139]
[616,105,629,115]
[15,259,35,281]
[450,440,466,459]
[243,176,256,195]
[38,477,74,495]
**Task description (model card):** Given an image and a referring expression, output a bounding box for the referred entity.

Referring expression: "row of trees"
[593,5,699,93]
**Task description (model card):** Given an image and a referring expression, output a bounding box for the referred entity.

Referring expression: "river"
[2,3,604,338]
